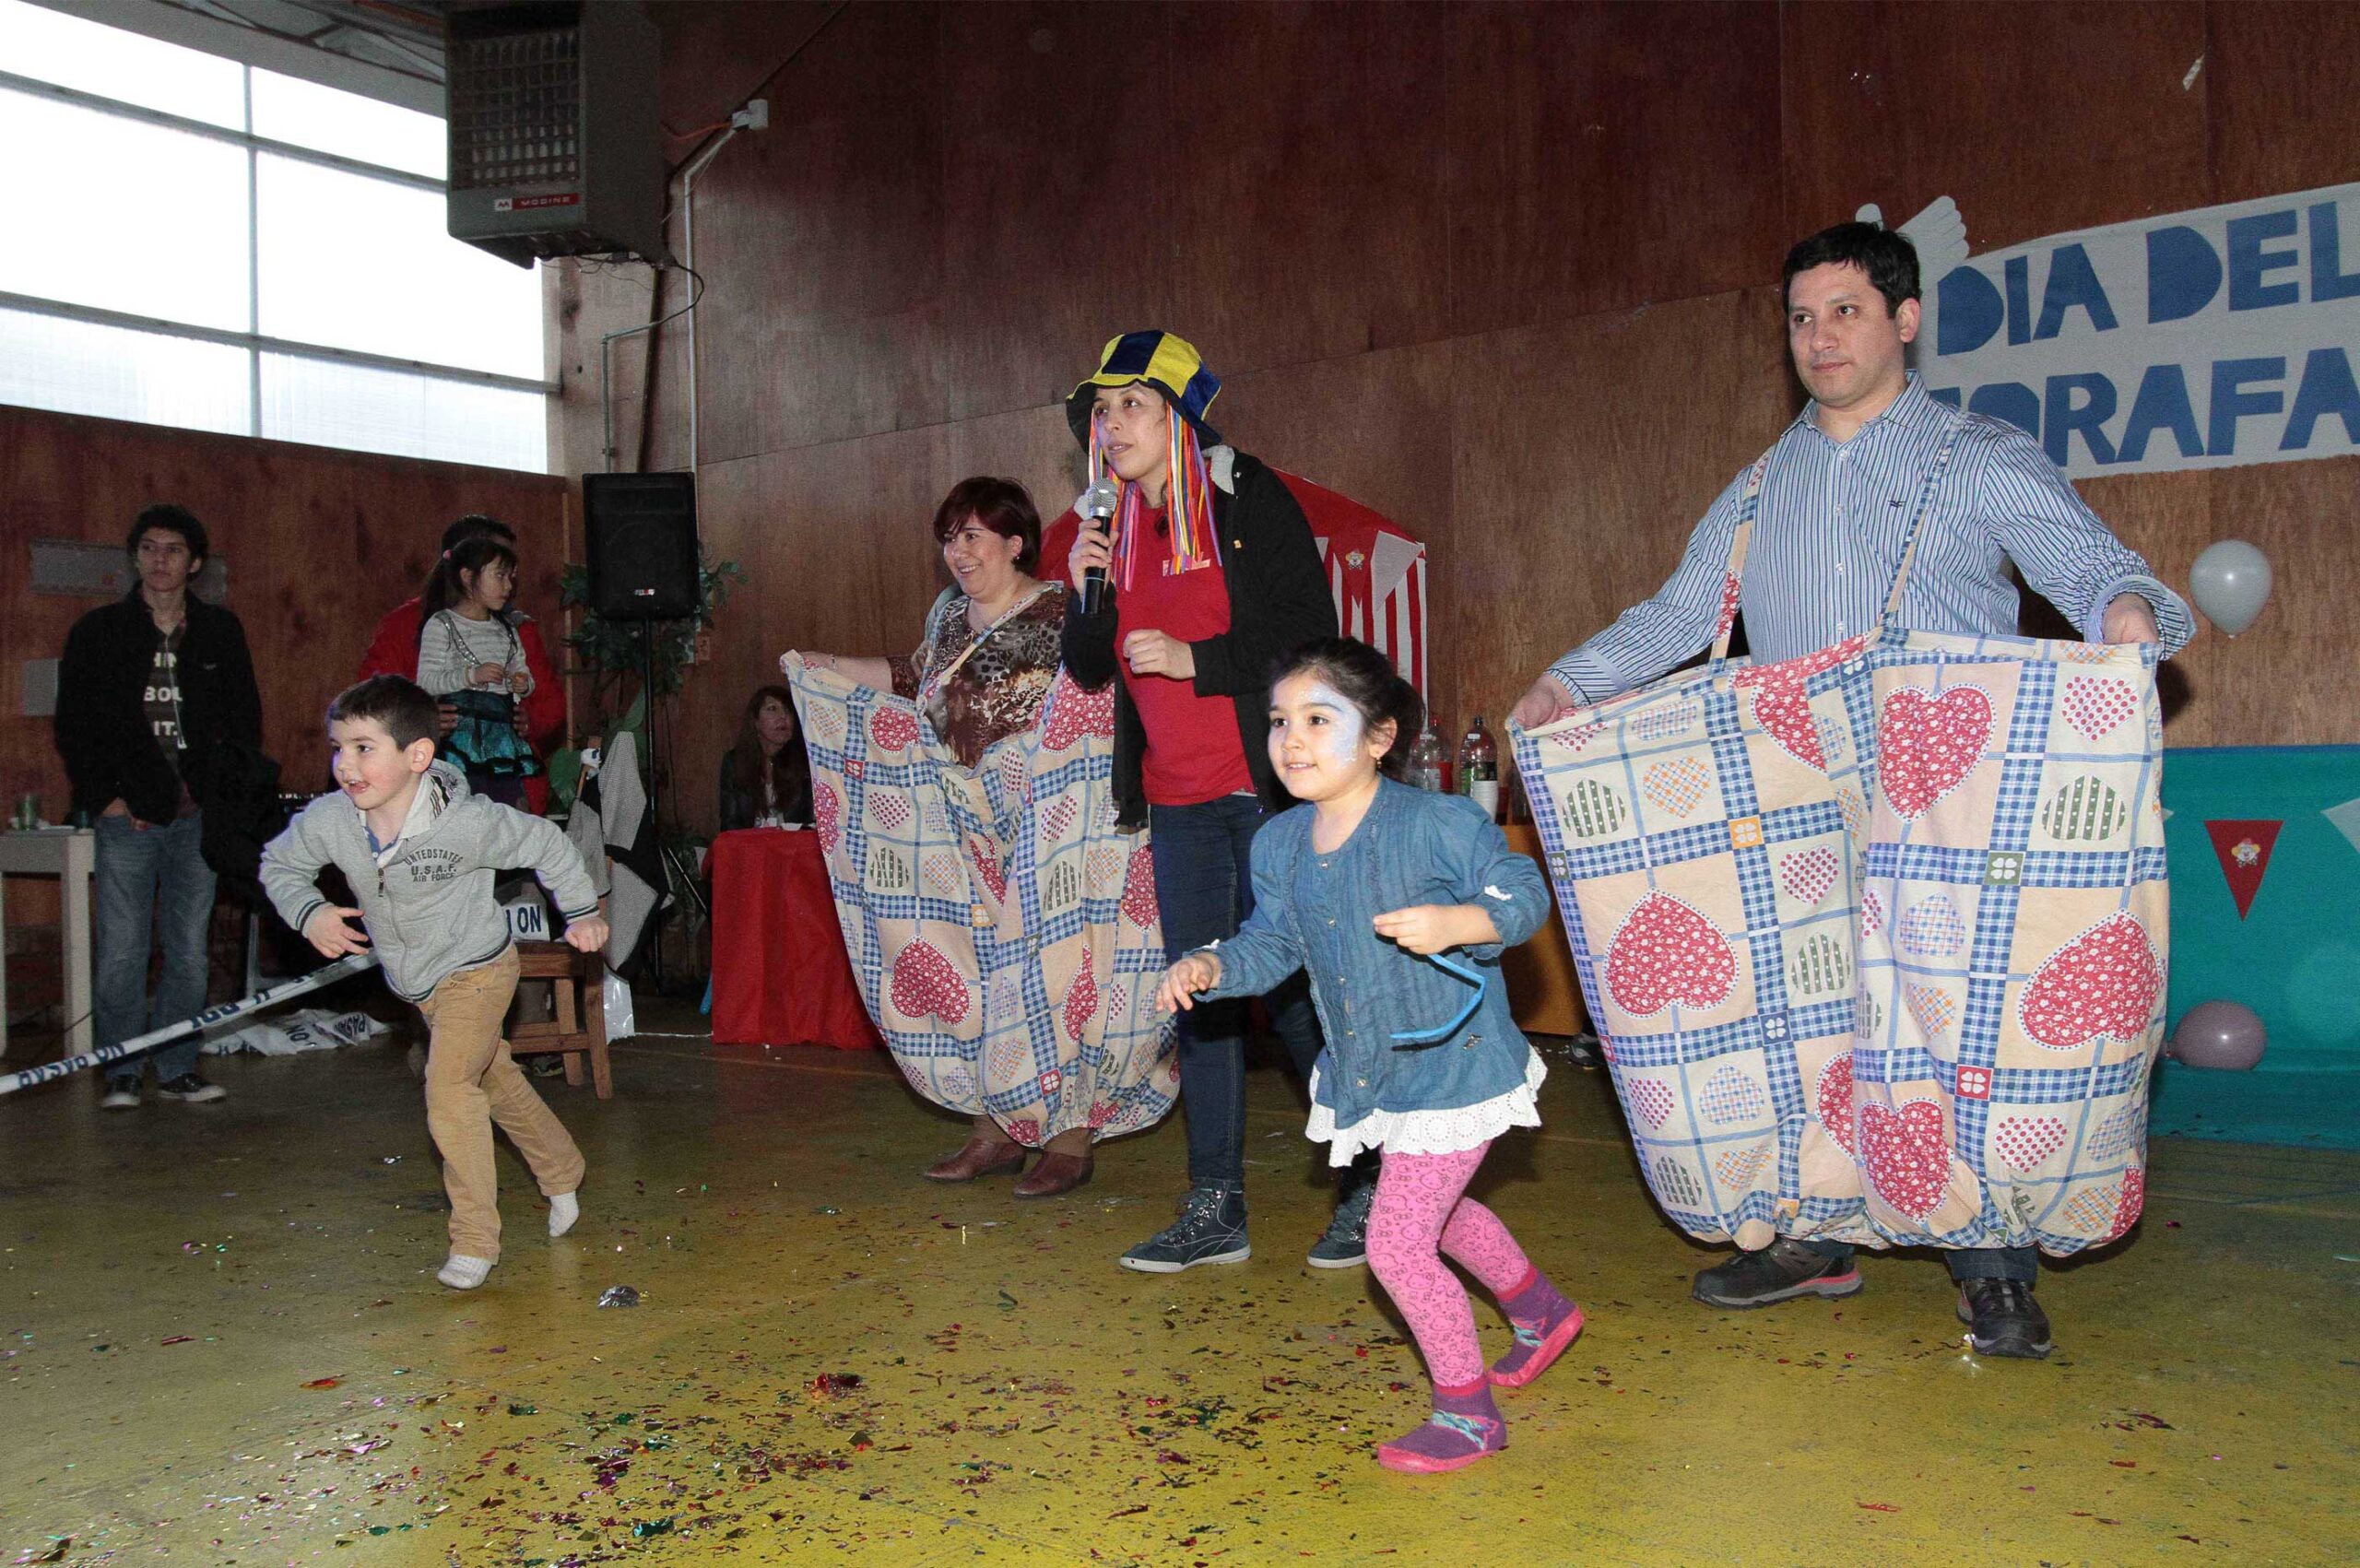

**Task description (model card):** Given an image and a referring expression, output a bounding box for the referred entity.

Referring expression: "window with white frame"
[0,0,548,471]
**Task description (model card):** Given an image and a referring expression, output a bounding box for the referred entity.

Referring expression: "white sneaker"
[436,1254,493,1290]
[548,1191,580,1238]
[100,1082,140,1111]
[156,1074,227,1103]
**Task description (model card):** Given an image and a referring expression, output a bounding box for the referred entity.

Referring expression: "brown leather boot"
[923,1135,1027,1183]
[1012,1149,1093,1198]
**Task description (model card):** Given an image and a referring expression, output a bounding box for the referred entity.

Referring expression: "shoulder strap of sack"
[1706,454,1774,665]
[1877,426,1965,629]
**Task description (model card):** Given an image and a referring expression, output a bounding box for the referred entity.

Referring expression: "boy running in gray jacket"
[262,676,607,1290]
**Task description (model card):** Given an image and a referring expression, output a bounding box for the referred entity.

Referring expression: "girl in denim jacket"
[1159,638,1584,1474]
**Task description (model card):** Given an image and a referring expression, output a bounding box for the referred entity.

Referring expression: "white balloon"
[2189,539,2272,636]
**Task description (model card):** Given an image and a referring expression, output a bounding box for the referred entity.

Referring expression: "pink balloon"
[2167,1000,2266,1070]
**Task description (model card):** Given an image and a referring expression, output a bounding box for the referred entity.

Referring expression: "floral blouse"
[888,584,1066,768]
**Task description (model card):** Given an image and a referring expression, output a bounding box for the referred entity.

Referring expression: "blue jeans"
[1149,794,1330,1194]
[95,811,217,1086]
[1800,1238,2038,1284]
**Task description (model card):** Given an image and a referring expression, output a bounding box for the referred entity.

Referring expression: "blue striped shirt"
[1549,375,2193,703]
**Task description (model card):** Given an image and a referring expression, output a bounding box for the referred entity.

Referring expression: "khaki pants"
[418,948,585,1262]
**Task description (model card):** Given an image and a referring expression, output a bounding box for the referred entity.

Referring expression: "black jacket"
[55,591,264,825]
[1061,449,1339,829]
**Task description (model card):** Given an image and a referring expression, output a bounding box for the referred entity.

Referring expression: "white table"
[0,829,95,1061]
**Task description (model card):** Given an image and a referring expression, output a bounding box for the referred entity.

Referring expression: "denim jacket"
[1199,778,1552,1129]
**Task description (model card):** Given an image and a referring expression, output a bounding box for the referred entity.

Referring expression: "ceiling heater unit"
[445,2,664,266]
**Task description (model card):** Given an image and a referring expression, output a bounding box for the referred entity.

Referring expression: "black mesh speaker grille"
[584,473,699,621]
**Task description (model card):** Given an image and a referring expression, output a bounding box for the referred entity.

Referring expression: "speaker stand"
[642,617,667,992]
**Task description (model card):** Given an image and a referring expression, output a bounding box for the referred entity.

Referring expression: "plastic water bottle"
[1405,725,1448,792]
[1406,727,1444,788]
[1458,715,1500,820]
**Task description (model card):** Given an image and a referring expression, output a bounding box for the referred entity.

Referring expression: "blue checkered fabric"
[785,657,1178,1147]
[1513,513,2167,1258]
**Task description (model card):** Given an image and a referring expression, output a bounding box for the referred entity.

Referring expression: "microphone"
[1078,477,1119,617]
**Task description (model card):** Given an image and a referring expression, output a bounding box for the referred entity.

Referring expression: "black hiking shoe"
[1692,1238,1864,1308]
[1956,1278,2053,1359]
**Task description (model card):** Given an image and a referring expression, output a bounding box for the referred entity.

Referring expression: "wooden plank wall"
[548,0,2360,840]
[0,407,573,822]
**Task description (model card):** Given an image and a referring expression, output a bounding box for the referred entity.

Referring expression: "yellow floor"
[5,1006,2356,1567]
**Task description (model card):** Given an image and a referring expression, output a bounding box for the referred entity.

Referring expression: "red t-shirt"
[1083,503,1253,806]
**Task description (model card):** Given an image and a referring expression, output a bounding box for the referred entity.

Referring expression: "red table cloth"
[709,828,880,1050]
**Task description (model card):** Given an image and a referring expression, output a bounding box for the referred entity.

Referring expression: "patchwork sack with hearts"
[1511,442,2166,1256]
[785,654,1178,1146]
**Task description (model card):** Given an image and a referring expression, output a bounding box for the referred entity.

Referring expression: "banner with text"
[1903,183,2360,478]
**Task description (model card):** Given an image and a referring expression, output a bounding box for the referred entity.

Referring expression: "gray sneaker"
[156,1074,227,1104]
[1306,1180,1375,1269]
[1118,1187,1250,1273]
[100,1080,141,1111]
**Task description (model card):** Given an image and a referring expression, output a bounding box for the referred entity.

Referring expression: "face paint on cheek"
[1304,683,1364,767]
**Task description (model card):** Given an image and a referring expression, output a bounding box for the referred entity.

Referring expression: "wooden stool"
[510,940,612,1098]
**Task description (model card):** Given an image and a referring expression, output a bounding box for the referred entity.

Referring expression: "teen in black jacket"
[54,506,262,1110]
[56,589,262,824]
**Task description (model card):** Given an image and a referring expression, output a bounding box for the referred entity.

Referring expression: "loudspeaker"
[584,472,699,620]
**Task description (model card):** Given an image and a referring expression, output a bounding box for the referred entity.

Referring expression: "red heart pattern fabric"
[1604,893,1737,1017]
[1778,848,1840,906]
[2108,1165,2144,1240]
[1548,722,1606,752]
[1733,634,1871,771]
[1039,671,1115,751]
[1517,606,2165,1259]
[786,655,1176,1155]
[968,836,1006,903]
[1860,1099,1951,1219]
[890,938,972,1025]
[2061,677,2136,742]
[1120,844,1158,927]
[1061,967,1099,1038]
[1877,685,1993,819]
[2019,913,2162,1050]
[1815,1056,1858,1154]
[869,708,921,751]
[1993,1114,2068,1172]
[1625,1078,1675,1130]
[814,780,843,855]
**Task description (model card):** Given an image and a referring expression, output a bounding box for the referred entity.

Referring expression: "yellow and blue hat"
[1067,330,1221,448]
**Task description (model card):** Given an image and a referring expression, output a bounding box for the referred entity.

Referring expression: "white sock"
[437,1254,493,1290]
[548,1191,580,1239]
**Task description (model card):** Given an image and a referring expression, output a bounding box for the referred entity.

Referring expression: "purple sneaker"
[1490,1269,1584,1389]
[1375,1381,1505,1475]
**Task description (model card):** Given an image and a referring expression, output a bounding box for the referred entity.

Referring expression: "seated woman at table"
[788,476,1176,1198]
[718,685,813,831]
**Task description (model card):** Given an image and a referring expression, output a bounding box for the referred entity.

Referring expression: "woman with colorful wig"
[1059,331,1371,1274]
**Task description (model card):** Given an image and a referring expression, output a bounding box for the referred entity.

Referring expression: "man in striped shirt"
[1512,221,2193,1360]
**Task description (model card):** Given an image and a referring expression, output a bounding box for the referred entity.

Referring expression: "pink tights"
[1364,1141,1533,1388]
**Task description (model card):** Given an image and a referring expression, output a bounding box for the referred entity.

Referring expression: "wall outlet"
[734,99,769,131]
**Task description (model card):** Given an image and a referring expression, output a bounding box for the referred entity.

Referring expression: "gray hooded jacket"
[261,762,599,1002]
